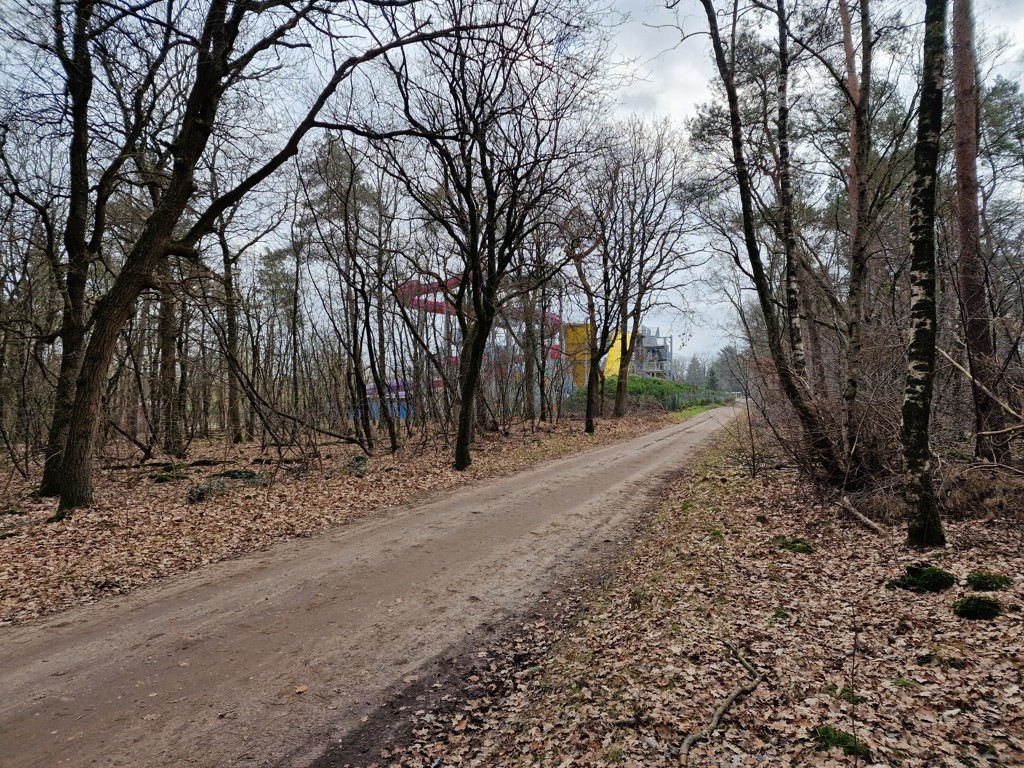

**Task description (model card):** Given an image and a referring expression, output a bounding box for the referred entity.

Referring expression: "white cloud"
[609,0,715,119]
[609,0,1024,123]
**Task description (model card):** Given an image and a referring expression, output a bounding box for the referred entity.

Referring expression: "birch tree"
[901,0,948,547]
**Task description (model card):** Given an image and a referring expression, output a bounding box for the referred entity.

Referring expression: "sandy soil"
[0,406,738,768]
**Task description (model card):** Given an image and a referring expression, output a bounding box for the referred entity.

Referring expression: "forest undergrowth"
[373,425,1024,768]
[0,413,673,624]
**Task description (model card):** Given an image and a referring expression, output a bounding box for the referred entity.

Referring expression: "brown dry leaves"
[379,435,1024,768]
[0,414,669,625]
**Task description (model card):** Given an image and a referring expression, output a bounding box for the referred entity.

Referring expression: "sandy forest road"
[0,406,738,768]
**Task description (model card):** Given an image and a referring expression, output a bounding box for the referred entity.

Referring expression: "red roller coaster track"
[396,277,562,331]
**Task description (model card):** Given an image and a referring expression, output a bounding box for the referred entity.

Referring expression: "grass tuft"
[772,534,814,554]
[186,479,229,504]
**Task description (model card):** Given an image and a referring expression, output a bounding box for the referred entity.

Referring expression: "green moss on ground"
[823,684,868,704]
[953,596,1003,620]
[887,563,955,593]
[812,726,872,759]
[966,572,1012,592]
[772,534,814,554]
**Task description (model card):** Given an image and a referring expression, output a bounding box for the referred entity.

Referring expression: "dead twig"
[838,495,889,537]
[678,640,765,765]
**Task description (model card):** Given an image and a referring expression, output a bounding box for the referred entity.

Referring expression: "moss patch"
[812,726,872,759]
[952,596,1002,621]
[823,684,868,704]
[186,479,229,504]
[887,563,955,593]
[345,455,369,478]
[916,643,971,670]
[966,572,1012,592]
[772,534,814,554]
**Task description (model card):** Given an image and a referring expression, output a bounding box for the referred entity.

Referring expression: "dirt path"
[0,407,738,768]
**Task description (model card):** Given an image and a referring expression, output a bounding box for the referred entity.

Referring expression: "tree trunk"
[59,244,173,508]
[902,0,948,548]
[39,0,94,497]
[455,318,492,470]
[39,314,86,496]
[584,350,600,435]
[522,294,537,423]
[59,130,221,505]
[952,0,1008,463]
[221,236,244,443]
[158,262,183,457]
[838,0,873,476]
[176,314,189,449]
[776,0,806,378]
[363,282,398,453]
[612,320,631,417]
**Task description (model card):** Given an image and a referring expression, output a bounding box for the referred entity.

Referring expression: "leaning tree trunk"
[60,269,149,508]
[952,0,1008,463]
[902,0,948,548]
[59,126,222,507]
[699,0,846,483]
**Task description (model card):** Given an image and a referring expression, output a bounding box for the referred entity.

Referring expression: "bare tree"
[694,0,847,482]
[601,119,694,416]
[1,0,491,510]
[361,0,605,469]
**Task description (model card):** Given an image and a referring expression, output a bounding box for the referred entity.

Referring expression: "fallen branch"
[838,495,889,537]
[937,347,1024,426]
[679,640,765,765]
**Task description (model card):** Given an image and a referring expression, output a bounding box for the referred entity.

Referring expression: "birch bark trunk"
[902,0,948,548]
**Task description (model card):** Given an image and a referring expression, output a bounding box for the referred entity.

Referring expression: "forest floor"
[0,411,682,625]
[365,430,1024,768]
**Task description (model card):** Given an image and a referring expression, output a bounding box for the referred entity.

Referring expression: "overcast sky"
[604,0,1024,361]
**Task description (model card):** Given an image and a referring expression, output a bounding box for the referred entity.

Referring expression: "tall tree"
[902,0,948,547]
[951,0,1008,462]
[594,118,692,417]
